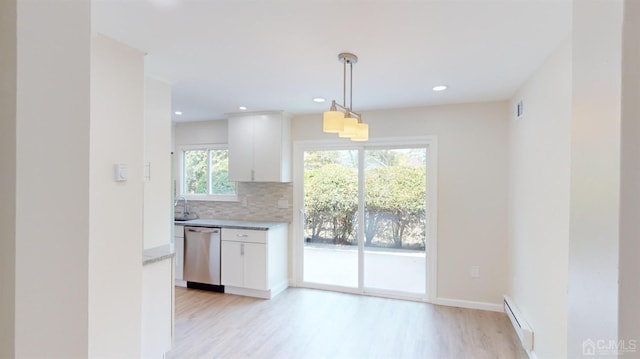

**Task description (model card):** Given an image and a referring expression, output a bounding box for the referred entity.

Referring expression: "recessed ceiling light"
[174,111,182,115]
[313,97,326,103]
[239,106,247,111]
[432,85,448,92]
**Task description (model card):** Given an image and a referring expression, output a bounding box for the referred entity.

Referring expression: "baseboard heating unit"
[504,295,534,352]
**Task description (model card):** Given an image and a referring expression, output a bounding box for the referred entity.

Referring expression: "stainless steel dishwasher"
[184,226,222,290]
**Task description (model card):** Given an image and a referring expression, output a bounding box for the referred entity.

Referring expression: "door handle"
[187,227,218,233]
[237,234,249,237]
[240,243,244,256]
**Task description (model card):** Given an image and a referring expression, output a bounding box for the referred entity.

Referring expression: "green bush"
[365,166,426,248]
[304,162,426,250]
[304,164,358,244]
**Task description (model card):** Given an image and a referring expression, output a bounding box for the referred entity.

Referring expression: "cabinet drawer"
[222,228,267,244]
[174,225,185,238]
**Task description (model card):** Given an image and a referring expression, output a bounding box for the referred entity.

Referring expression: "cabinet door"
[228,116,254,182]
[221,241,244,287]
[174,236,184,280]
[243,243,268,290]
[228,113,291,183]
[252,115,283,182]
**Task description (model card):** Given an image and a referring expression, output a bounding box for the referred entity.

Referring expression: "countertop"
[143,244,175,266]
[174,218,288,231]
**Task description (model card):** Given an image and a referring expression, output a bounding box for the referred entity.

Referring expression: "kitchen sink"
[174,213,199,221]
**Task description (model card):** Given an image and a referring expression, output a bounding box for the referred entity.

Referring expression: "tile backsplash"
[176,182,293,223]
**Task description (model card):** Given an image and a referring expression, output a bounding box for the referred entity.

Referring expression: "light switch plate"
[114,163,128,182]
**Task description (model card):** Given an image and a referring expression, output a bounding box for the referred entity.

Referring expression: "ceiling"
[92,0,572,122]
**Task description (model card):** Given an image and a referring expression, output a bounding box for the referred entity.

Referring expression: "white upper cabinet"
[228,111,291,182]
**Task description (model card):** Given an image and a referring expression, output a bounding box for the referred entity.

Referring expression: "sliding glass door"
[363,148,427,295]
[302,149,359,288]
[300,143,430,298]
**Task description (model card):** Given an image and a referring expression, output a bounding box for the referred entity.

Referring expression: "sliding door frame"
[292,136,438,302]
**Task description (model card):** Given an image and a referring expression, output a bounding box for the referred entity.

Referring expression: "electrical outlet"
[471,266,480,278]
[277,199,289,208]
[241,197,248,207]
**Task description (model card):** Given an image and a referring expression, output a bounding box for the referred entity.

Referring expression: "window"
[179,145,237,201]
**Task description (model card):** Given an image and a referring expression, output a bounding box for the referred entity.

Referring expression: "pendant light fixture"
[322,52,368,141]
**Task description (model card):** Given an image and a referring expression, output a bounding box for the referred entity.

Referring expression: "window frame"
[177,144,238,202]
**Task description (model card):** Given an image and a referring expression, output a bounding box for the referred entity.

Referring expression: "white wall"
[8,6,147,357]
[141,77,176,357]
[174,120,228,145]
[619,0,640,349]
[144,77,172,249]
[293,102,509,306]
[568,0,623,356]
[88,34,145,358]
[0,0,16,356]
[567,0,623,357]
[508,3,640,357]
[14,0,91,356]
[507,38,571,358]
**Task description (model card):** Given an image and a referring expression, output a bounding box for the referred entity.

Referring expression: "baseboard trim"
[270,281,289,298]
[288,283,502,312]
[432,297,503,312]
[224,286,271,299]
[224,282,289,300]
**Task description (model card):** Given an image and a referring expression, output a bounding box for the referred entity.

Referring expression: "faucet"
[174,196,189,218]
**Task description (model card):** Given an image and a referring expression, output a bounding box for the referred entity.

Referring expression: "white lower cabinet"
[221,225,288,299]
[243,242,268,290]
[221,241,244,287]
[174,225,186,286]
[222,241,268,290]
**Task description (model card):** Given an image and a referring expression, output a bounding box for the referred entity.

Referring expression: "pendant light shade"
[322,102,345,133]
[351,123,369,141]
[322,52,369,142]
[338,115,358,138]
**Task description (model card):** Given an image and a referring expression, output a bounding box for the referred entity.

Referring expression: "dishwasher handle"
[185,227,220,234]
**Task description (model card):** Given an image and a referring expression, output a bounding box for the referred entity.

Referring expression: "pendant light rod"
[350,61,353,111]
[331,101,361,120]
[338,52,358,110]
[343,57,346,108]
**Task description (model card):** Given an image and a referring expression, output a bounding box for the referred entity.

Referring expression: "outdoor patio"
[303,244,426,295]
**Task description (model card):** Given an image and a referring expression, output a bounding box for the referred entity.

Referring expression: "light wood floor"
[167,287,527,359]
